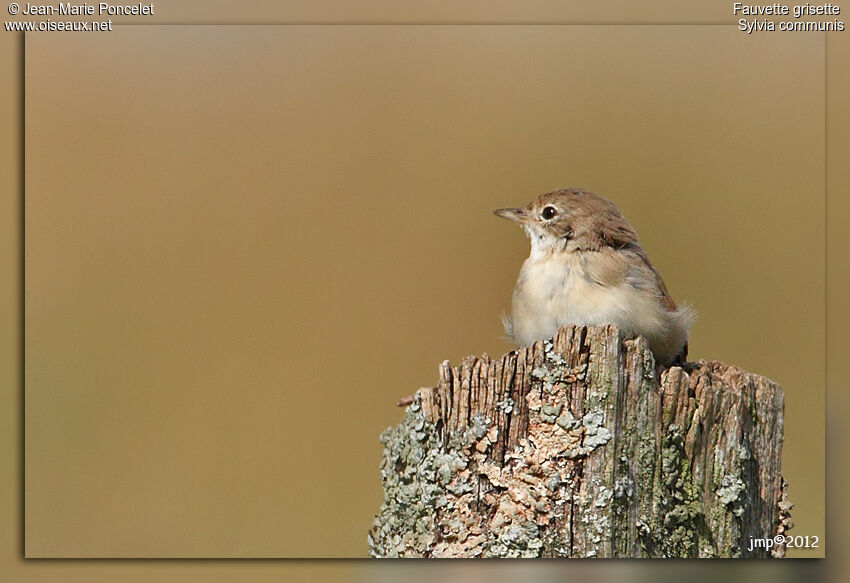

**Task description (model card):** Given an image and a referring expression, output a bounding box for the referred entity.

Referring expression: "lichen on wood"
[369,325,791,558]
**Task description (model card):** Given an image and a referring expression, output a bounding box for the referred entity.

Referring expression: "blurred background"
[24,25,823,557]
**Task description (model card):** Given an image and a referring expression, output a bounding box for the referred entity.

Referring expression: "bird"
[494,188,695,367]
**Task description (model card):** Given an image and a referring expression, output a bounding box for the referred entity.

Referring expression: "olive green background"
[2,0,843,576]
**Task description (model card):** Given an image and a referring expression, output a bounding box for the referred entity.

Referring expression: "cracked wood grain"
[370,325,791,558]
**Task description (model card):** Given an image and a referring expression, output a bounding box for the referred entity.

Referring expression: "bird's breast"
[510,253,666,348]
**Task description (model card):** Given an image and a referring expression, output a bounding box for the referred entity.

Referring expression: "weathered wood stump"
[369,325,792,558]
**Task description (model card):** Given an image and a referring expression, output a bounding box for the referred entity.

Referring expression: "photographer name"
[21,3,154,16]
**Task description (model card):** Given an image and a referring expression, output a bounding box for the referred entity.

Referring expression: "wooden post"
[369,325,792,558]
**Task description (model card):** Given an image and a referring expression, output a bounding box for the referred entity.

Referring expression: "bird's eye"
[541,206,558,220]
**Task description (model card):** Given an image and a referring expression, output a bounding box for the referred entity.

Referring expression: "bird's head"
[494,188,639,254]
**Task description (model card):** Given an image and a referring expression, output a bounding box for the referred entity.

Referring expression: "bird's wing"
[630,247,679,312]
[620,246,692,363]
[589,245,679,312]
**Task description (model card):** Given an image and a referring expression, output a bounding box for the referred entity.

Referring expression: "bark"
[369,325,792,558]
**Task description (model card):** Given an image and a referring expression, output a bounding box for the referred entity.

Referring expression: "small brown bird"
[494,188,695,367]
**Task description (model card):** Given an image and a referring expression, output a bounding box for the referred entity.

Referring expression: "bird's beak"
[493,207,528,224]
